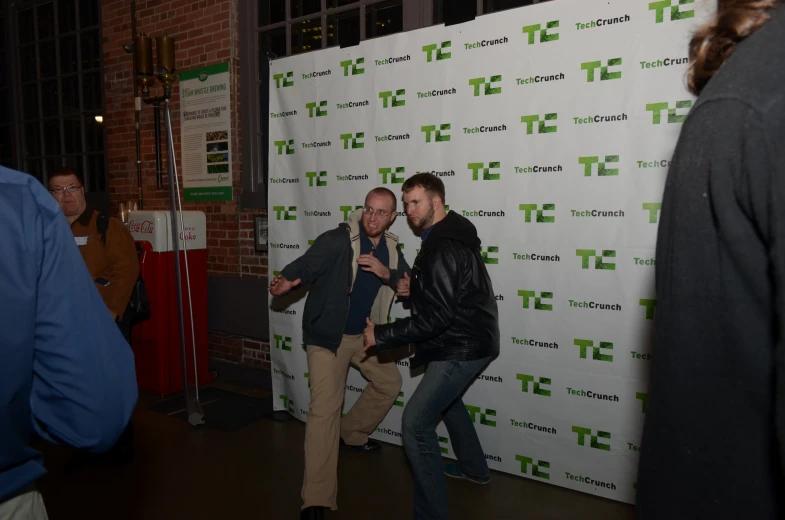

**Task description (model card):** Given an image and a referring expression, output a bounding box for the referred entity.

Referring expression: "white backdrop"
[267,0,712,503]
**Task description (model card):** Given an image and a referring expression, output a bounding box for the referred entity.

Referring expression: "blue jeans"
[402,357,492,520]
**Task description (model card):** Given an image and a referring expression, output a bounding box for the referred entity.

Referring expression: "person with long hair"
[638,1,785,517]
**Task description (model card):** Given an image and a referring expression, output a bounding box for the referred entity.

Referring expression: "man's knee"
[373,364,403,401]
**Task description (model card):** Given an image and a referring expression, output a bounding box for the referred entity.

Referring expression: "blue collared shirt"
[344,226,389,334]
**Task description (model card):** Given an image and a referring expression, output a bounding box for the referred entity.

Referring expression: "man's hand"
[357,251,390,281]
[268,274,302,296]
[362,317,376,352]
[396,272,410,297]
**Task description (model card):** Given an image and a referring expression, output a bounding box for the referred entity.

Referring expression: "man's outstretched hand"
[268,274,302,296]
[362,317,376,352]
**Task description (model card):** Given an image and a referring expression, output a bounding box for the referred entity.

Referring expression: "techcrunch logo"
[269,177,299,184]
[517,73,565,85]
[340,132,364,149]
[637,392,649,413]
[635,257,655,266]
[515,165,563,173]
[417,169,455,177]
[378,167,405,184]
[516,373,551,396]
[481,246,499,265]
[466,405,496,427]
[511,419,557,435]
[417,88,456,99]
[464,124,507,135]
[375,54,411,66]
[269,306,296,316]
[565,472,616,490]
[340,206,363,221]
[576,14,631,30]
[469,75,502,97]
[567,387,620,402]
[270,243,300,250]
[576,249,616,270]
[513,253,560,262]
[423,41,451,62]
[640,298,657,320]
[273,367,294,380]
[631,351,652,361]
[421,124,451,143]
[469,162,500,181]
[272,206,296,221]
[569,300,622,311]
[572,426,611,451]
[340,58,364,76]
[486,454,502,463]
[640,56,688,69]
[396,360,409,367]
[581,58,622,82]
[375,133,410,142]
[273,335,292,351]
[279,395,296,414]
[395,391,405,407]
[306,100,327,118]
[336,100,369,110]
[570,209,624,218]
[628,442,642,453]
[519,290,553,311]
[274,140,295,155]
[638,159,671,169]
[270,110,296,118]
[336,174,369,182]
[644,202,663,223]
[465,36,508,49]
[574,339,613,361]
[375,427,402,438]
[519,204,555,223]
[477,374,503,383]
[302,141,331,149]
[272,71,293,88]
[579,156,619,177]
[512,337,558,349]
[303,210,332,217]
[345,384,363,393]
[649,0,695,23]
[521,114,557,134]
[517,456,550,480]
[573,113,628,125]
[305,171,327,187]
[646,100,692,124]
[379,89,405,108]
[522,21,559,44]
[462,210,505,218]
[302,69,331,79]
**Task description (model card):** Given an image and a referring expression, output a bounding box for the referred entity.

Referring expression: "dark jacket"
[279,210,410,352]
[637,6,785,519]
[374,211,499,368]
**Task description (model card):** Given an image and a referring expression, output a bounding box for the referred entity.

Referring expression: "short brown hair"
[49,167,84,187]
[401,172,446,204]
[366,187,397,212]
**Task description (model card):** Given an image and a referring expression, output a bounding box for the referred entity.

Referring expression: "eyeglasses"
[362,206,391,219]
[49,185,83,197]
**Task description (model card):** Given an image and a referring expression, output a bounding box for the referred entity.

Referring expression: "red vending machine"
[127,210,214,395]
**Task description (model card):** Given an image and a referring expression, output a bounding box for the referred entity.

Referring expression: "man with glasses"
[269,187,410,520]
[48,167,139,468]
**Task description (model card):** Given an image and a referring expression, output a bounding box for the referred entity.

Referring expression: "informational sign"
[180,62,232,201]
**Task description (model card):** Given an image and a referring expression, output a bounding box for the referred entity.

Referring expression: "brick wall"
[102,0,270,369]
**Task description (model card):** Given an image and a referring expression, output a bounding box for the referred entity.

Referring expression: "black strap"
[96,212,109,246]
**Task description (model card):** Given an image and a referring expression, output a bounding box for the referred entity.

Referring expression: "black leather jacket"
[374,211,500,368]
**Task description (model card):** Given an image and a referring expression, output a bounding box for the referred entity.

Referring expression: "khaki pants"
[301,334,402,510]
[0,489,48,520]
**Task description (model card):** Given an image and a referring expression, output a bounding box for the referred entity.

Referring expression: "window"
[433,0,548,25]
[10,0,107,191]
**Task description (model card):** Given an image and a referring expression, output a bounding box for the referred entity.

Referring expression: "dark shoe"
[444,463,490,484]
[300,506,325,519]
[340,438,381,452]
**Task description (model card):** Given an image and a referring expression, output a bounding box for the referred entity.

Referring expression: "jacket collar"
[75,205,95,227]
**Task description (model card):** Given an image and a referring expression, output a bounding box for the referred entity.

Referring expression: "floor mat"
[148,387,273,432]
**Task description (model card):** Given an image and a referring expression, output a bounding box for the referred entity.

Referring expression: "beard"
[361,219,385,238]
[409,203,435,231]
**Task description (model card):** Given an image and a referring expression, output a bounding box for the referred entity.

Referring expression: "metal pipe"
[154,103,162,189]
[131,0,144,208]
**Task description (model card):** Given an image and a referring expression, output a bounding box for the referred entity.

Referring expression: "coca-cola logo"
[180,225,197,241]
[129,220,154,234]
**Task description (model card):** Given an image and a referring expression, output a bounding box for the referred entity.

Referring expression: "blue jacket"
[0,168,138,502]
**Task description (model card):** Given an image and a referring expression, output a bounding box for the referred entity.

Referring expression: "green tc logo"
[305,171,327,187]
[468,162,500,181]
[439,436,449,454]
[465,405,496,427]
[522,21,560,44]
[519,203,555,223]
[572,426,611,451]
[578,156,619,177]
[516,455,550,480]
[340,57,365,76]
[518,290,553,311]
[304,372,310,388]
[394,391,405,407]
[306,100,327,118]
[273,334,292,351]
[521,114,557,134]
[339,132,365,149]
[481,246,499,264]
[379,167,405,184]
[636,392,648,413]
[574,339,613,361]
[469,75,502,97]
[272,206,297,221]
[643,202,662,223]
[516,373,552,396]
[279,395,295,414]
[273,71,294,88]
[340,205,364,221]
[379,89,405,108]
[576,249,616,270]
[581,58,622,82]
[646,101,692,124]
[649,0,695,23]
[422,41,451,62]
[421,124,451,143]
[274,140,295,155]
[639,298,657,320]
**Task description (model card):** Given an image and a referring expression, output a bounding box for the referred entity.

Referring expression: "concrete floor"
[32,385,636,520]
